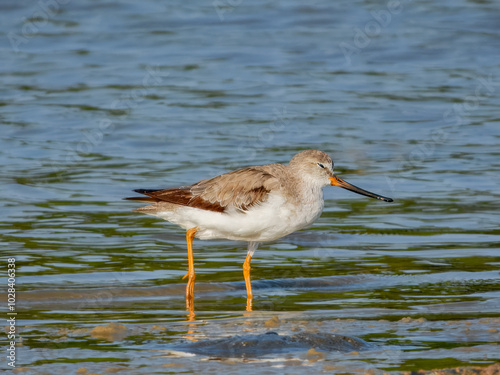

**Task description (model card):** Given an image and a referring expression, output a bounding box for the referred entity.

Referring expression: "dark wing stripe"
[124,196,158,202]
[133,188,163,195]
[129,187,225,213]
[186,195,225,212]
[239,186,270,211]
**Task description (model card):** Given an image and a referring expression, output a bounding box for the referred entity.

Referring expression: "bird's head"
[289,150,393,202]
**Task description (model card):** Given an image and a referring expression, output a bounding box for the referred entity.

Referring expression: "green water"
[1,0,500,373]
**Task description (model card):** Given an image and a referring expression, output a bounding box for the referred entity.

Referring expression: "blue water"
[1,0,500,373]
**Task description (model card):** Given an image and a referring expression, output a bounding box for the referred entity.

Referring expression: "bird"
[125,150,393,312]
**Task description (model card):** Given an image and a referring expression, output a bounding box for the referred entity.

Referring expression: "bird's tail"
[124,188,162,202]
[123,196,158,202]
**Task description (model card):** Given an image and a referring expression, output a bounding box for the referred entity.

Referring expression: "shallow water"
[1,0,500,373]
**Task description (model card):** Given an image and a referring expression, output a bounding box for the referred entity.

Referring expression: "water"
[1,0,500,373]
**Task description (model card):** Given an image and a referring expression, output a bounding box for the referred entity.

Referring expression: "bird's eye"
[317,163,325,169]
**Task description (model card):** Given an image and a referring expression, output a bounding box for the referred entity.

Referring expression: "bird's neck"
[292,175,325,204]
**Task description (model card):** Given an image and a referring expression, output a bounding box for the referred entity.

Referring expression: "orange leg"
[182,227,198,311]
[243,252,253,311]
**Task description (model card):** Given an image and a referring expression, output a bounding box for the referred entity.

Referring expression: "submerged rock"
[90,322,127,342]
[175,331,370,358]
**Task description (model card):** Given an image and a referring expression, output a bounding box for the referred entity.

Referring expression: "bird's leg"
[243,252,252,311]
[244,242,259,311]
[183,227,198,311]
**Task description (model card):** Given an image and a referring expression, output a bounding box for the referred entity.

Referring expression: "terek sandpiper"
[126,150,393,312]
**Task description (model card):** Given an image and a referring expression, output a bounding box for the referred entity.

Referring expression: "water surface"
[1,0,500,373]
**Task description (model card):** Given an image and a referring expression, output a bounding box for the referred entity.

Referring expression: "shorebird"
[126,150,392,312]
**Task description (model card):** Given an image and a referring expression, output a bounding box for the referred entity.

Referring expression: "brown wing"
[126,165,285,213]
[128,186,226,212]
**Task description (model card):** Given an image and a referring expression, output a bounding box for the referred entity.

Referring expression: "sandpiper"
[126,150,392,311]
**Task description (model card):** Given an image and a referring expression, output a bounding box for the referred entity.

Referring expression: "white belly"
[152,191,324,242]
